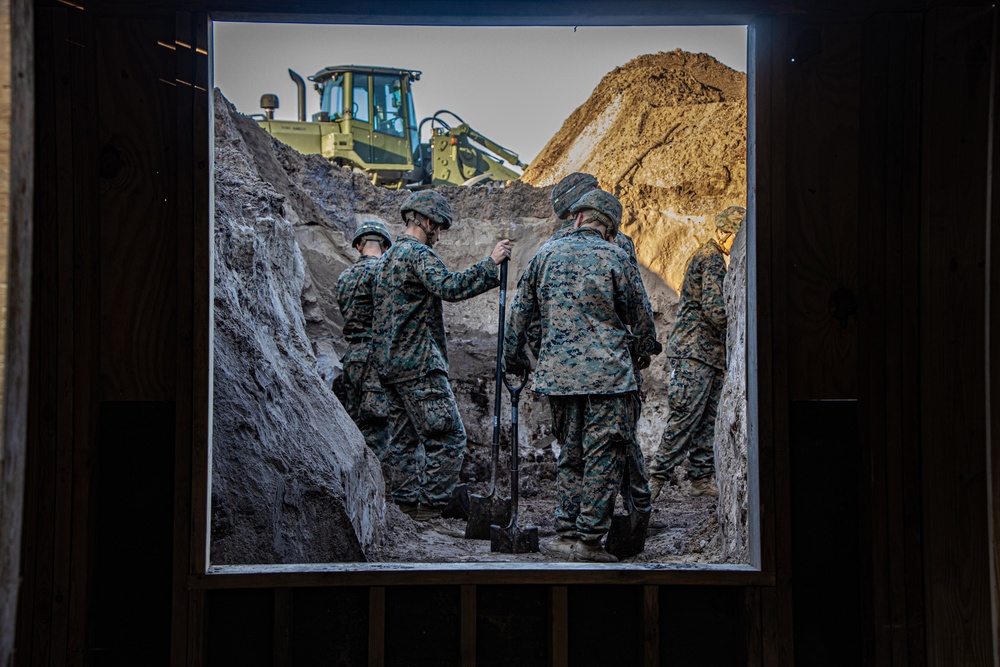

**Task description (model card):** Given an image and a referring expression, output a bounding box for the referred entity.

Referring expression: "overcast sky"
[214,24,747,165]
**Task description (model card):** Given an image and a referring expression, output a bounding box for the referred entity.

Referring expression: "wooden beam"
[190,562,772,589]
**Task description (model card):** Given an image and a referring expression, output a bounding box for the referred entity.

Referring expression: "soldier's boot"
[690,476,719,498]
[413,503,466,538]
[572,539,619,563]
[540,534,578,560]
[398,502,420,518]
[648,473,677,504]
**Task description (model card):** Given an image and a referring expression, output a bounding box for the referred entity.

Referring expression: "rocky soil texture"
[211,49,748,564]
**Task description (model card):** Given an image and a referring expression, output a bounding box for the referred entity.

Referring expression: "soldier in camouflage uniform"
[542,173,661,518]
[505,190,660,563]
[336,220,394,460]
[648,205,746,501]
[372,190,511,534]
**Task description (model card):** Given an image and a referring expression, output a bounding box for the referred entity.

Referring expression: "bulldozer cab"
[311,66,420,170]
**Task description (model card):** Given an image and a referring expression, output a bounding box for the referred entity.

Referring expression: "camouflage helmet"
[400,190,453,230]
[551,172,599,219]
[570,189,623,238]
[715,206,746,234]
[351,220,392,248]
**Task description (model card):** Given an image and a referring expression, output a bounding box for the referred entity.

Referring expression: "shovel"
[465,261,513,539]
[605,464,651,559]
[490,369,539,554]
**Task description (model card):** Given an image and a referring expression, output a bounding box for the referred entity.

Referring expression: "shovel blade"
[605,509,651,560]
[490,523,540,554]
[465,492,512,540]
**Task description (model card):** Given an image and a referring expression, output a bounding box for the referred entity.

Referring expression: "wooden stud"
[642,586,659,667]
[190,10,213,577]
[0,0,34,662]
[988,5,1000,664]
[461,585,476,667]
[67,5,99,664]
[746,13,768,574]
[919,8,994,665]
[368,586,385,667]
[550,586,568,667]
[172,9,195,666]
[273,588,291,667]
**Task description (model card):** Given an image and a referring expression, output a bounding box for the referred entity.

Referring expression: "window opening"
[352,74,370,123]
[210,22,754,574]
[319,74,344,120]
[373,74,406,138]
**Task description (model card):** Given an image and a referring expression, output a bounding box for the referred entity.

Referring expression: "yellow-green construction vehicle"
[254,66,526,188]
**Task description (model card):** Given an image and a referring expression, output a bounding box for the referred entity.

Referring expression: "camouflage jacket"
[372,233,500,384]
[666,239,728,370]
[534,221,654,360]
[505,227,659,395]
[336,254,379,366]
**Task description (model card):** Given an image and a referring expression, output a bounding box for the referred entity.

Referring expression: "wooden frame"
[189,11,777,586]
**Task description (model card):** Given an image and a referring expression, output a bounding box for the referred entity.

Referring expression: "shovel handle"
[489,261,509,495]
[502,367,528,396]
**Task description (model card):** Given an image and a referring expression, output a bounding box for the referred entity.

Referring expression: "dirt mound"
[522,49,747,292]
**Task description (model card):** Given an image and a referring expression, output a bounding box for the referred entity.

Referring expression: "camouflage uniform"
[505,225,659,543]
[545,221,656,511]
[372,233,500,507]
[336,254,389,460]
[649,238,728,482]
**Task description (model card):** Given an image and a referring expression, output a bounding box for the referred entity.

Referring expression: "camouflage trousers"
[342,360,390,461]
[549,393,636,542]
[384,371,467,508]
[650,357,724,481]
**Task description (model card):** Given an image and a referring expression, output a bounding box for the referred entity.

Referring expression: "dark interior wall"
[12,1,1000,665]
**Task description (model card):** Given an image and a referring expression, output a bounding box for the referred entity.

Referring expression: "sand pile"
[522,49,748,292]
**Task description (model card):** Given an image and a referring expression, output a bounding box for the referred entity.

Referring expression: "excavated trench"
[211,49,749,565]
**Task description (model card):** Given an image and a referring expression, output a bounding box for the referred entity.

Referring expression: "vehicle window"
[320,74,345,118]
[373,74,405,137]
[352,75,370,123]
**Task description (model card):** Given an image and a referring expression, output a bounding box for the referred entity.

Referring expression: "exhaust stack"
[288,69,306,122]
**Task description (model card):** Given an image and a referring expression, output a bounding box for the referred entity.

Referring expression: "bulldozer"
[254,66,526,188]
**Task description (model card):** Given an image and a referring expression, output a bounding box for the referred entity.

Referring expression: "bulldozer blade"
[464,491,511,540]
[605,508,651,560]
[490,523,539,554]
[441,484,471,520]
